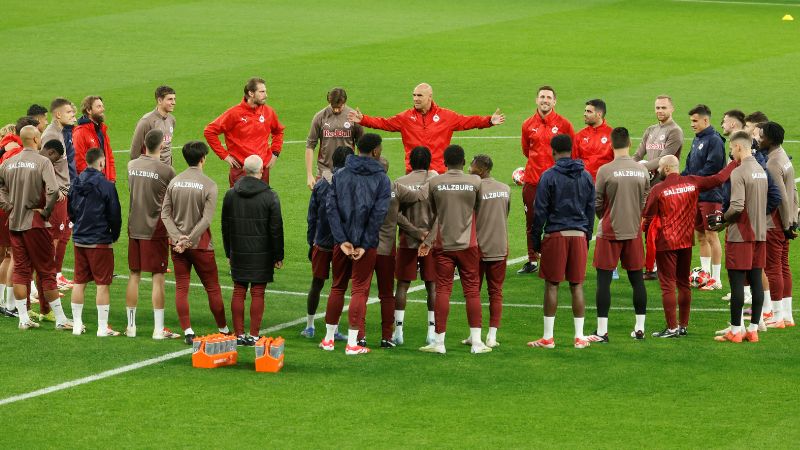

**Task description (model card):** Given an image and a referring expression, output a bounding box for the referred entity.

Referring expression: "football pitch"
[2,0,800,447]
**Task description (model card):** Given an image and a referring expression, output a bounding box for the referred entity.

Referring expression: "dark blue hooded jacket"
[530,158,595,252]
[307,171,334,250]
[682,126,725,203]
[67,167,121,245]
[327,155,391,249]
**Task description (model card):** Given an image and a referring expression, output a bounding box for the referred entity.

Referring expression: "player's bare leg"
[707,230,723,288]
[528,281,558,348]
[125,271,141,336]
[570,282,590,348]
[0,250,11,316]
[151,272,177,339]
[302,277,325,338]
[393,280,410,344]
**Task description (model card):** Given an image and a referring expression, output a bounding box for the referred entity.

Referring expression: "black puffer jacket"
[222,176,284,283]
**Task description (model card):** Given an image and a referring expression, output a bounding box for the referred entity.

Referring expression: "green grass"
[2,0,800,447]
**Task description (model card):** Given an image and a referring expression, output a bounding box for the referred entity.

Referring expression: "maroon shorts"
[47,200,69,241]
[593,237,645,271]
[539,231,588,284]
[311,245,332,280]
[695,201,723,232]
[725,241,766,271]
[10,228,57,290]
[394,246,436,282]
[0,209,10,247]
[74,246,114,285]
[128,237,169,273]
[229,165,270,187]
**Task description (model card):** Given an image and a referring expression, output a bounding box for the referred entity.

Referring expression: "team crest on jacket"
[169,126,174,133]
[433,114,440,122]
[698,143,704,150]
[551,126,559,134]
[344,122,351,129]
[601,137,608,144]
[659,134,665,140]
[259,115,265,123]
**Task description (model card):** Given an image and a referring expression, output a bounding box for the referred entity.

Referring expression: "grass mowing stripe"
[109,136,800,153]
[672,0,800,6]
[1,256,480,408]
[0,295,378,407]
[0,349,192,407]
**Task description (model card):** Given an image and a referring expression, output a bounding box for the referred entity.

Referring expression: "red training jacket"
[0,134,22,161]
[520,110,575,185]
[73,120,116,181]
[574,120,613,181]
[642,162,737,251]
[360,101,492,174]
[204,99,285,167]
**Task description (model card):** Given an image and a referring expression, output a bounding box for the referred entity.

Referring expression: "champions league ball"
[512,167,525,186]
[689,267,711,288]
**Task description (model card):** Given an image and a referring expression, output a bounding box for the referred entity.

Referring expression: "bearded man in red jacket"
[204,77,285,187]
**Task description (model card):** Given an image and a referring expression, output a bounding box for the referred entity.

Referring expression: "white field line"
[110,136,800,153]
[673,0,800,6]
[4,252,796,407]
[0,262,448,407]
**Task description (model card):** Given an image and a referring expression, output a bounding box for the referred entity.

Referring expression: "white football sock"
[347,329,358,347]
[126,307,136,328]
[324,324,336,342]
[306,315,314,329]
[487,326,497,342]
[574,317,585,339]
[0,283,5,304]
[324,323,339,341]
[72,303,84,335]
[153,309,165,332]
[184,327,195,336]
[435,332,446,345]
[71,303,83,324]
[469,327,482,346]
[635,314,646,332]
[5,287,14,309]
[700,257,711,274]
[394,309,405,327]
[748,323,758,332]
[772,299,784,321]
[219,326,229,333]
[543,316,555,340]
[97,304,110,334]
[48,299,69,323]
[744,286,752,304]
[597,317,608,336]
[15,299,30,323]
[427,310,435,326]
[783,297,793,322]
[763,290,772,314]
[731,324,742,334]
[711,264,721,284]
